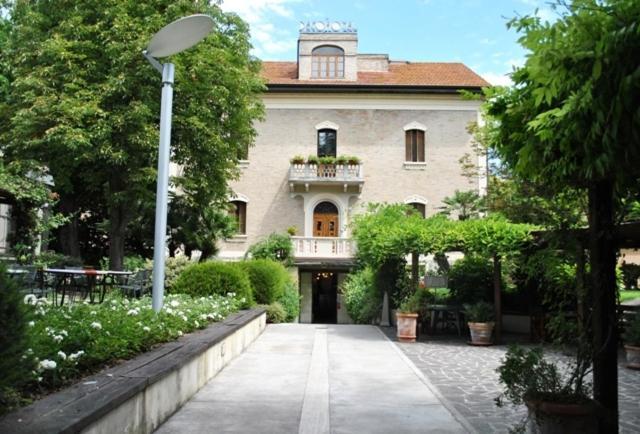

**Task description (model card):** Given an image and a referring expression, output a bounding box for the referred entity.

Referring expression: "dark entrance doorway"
[312,271,337,323]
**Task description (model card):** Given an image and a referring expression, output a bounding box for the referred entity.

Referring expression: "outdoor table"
[428,304,464,336]
[43,268,132,306]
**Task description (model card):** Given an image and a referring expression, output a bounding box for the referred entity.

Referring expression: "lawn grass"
[620,290,640,303]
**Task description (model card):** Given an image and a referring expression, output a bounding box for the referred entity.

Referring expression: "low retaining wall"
[0,308,267,434]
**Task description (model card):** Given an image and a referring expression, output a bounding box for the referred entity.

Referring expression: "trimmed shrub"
[239,259,288,304]
[0,264,29,414]
[171,261,253,307]
[278,280,301,322]
[145,255,195,292]
[448,255,494,304]
[265,302,287,323]
[341,267,380,324]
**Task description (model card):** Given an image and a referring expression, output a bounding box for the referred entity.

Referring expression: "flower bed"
[6,292,243,413]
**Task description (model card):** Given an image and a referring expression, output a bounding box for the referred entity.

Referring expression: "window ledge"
[238,160,250,168]
[403,162,427,170]
[227,235,247,244]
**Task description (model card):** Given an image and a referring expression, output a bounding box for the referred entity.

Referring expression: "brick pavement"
[381,327,640,434]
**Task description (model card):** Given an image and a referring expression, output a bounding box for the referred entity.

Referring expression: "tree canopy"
[351,203,535,267]
[0,0,265,267]
[485,1,640,430]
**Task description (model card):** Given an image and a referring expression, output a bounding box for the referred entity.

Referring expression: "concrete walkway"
[156,324,470,434]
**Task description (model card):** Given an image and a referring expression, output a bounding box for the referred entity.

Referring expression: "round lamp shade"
[146,14,214,58]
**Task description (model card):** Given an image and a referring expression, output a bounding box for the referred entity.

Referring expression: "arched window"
[317,129,337,157]
[405,129,425,162]
[312,45,344,79]
[407,202,426,218]
[228,200,247,235]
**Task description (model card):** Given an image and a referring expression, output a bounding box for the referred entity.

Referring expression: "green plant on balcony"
[318,156,336,165]
[347,156,361,165]
[290,155,305,165]
[307,155,320,165]
[335,155,348,165]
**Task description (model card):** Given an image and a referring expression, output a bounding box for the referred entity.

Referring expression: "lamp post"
[144,14,214,312]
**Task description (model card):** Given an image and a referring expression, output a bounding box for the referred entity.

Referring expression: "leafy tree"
[487,1,640,430]
[167,192,236,262]
[0,0,264,269]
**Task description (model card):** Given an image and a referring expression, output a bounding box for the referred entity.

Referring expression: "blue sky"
[220,0,560,86]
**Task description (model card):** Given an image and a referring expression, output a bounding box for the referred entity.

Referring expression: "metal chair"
[119,270,151,298]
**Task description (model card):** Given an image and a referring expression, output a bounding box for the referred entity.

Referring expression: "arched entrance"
[313,201,339,237]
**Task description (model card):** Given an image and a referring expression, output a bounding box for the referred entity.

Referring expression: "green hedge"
[171,261,253,308]
[341,267,380,324]
[448,255,494,304]
[265,302,287,323]
[239,259,288,305]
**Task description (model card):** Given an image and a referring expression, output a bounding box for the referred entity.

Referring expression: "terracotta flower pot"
[396,312,418,343]
[468,322,494,346]
[525,398,599,434]
[625,344,640,370]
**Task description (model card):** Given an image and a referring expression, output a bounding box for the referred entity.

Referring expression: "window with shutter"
[405,130,425,162]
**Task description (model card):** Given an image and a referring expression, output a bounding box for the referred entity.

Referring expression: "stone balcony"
[288,163,364,193]
[292,236,356,259]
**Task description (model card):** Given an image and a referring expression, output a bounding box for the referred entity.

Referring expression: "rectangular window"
[229,201,246,235]
[318,129,337,157]
[405,130,425,162]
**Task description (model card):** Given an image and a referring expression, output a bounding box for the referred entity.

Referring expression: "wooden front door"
[313,202,339,237]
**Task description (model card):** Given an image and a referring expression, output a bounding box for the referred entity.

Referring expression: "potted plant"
[463,301,495,345]
[623,312,640,370]
[496,345,598,433]
[317,156,336,177]
[290,155,305,165]
[347,155,361,165]
[335,155,348,166]
[306,155,320,166]
[396,292,423,343]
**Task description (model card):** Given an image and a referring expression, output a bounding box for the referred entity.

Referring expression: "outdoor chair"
[119,269,151,298]
[8,265,45,296]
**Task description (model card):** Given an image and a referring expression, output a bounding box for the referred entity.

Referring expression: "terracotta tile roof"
[261,61,490,88]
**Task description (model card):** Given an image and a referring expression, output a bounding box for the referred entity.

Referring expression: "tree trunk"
[57,195,81,258]
[588,180,618,433]
[493,253,502,344]
[411,251,419,291]
[434,252,450,273]
[108,202,130,271]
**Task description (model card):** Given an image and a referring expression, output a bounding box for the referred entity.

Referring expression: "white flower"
[26,348,33,355]
[28,321,35,327]
[57,351,67,360]
[170,300,180,307]
[36,297,49,305]
[143,326,151,332]
[200,314,207,320]
[90,311,97,316]
[165,307,174,314]
[91,322,102,330]
[69,350,84,361]
[39,359,57,370]
[60,330,68,337]
[23,294,37,305]
[37,376,43,382]
[180,315,188,322]
[177,331,183,337]
[127,309,139,316]
[53,335,64,343]
[194,320,200,328]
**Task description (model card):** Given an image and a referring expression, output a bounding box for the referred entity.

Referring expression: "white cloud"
[481,72,513,87]
[480,38,496,45]
[220,0,301,59]
[505,58,525,70]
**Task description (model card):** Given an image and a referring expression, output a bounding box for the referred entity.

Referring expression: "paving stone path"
[382,327,640,434]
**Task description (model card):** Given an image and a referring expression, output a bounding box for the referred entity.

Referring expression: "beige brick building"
[219,22,488,324]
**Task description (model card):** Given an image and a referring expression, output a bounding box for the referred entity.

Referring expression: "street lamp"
[144,14,214,312]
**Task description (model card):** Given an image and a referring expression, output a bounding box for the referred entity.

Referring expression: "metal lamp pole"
[143,15,214,312]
